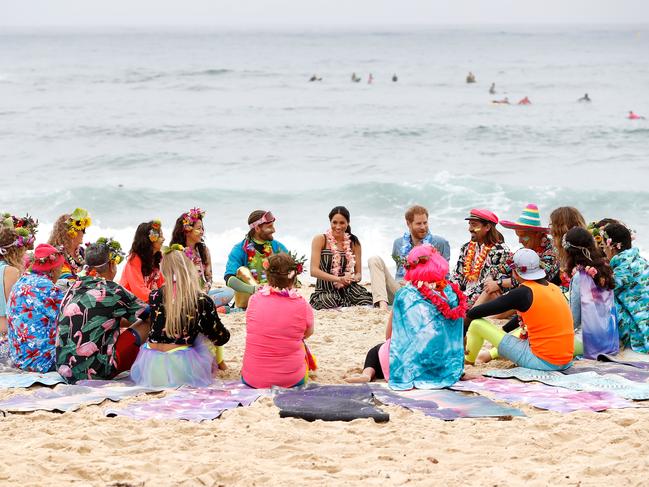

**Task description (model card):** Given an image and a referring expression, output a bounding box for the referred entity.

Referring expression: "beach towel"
[369,384,524,420]
[564,360,649,383]
[599,350,649,370]
[273,384,389,422]
[0,381,166,413]
[388,285,464,390]
[0,370,65,389]
[105,381,266,422]
[484,367,649,400]
[578,270,619,359]
[451,376,633,412]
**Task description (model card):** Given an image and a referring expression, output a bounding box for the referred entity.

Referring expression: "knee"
[368,256,385,270]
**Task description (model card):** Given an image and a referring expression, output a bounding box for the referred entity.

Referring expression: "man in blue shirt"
[224,210,288,308]
[369,205,450,310]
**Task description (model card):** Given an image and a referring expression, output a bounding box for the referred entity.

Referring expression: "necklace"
[325,229,355,285]
[412,280,468,320]
[463,242,493,282]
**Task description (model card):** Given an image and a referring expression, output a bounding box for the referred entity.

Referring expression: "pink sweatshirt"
[242,291,314,388]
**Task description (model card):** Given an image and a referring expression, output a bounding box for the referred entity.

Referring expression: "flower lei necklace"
[65,248,85,275]
[463,241,493,282]
[244,238,273,282]
[412,280,468,320]
[258,284,301,299]
[325,229,355,287]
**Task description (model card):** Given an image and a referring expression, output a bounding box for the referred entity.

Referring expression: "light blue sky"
[1,0,648,27]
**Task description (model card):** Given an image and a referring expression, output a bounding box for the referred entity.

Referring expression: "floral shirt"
[6,272,64,372]
[451,242,512,307]
[494,234,560,287]
[610,248,649,353]
[56,276,147,382]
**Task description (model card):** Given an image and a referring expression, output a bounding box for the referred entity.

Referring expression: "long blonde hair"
[0,227,26,273]
[160,250,201,339]
[48,214,73,249]
[549,206,587,267]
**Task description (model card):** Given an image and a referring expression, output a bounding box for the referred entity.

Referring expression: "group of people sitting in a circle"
[0,202,647,391]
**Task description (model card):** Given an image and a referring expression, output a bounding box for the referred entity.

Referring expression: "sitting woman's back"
[242,253,314,388]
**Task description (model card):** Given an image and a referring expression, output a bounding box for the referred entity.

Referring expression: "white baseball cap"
[512,248,546,280]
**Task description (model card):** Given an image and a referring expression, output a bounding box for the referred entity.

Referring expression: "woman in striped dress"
[309,206,373,310]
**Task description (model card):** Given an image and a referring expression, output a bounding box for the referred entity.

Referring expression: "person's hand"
[483,277,501,296]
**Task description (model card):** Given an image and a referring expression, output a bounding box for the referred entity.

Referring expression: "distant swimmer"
[489,82,496,95]
[628,111,646,120]
[368,73,374,84]
[492,97,510,105]
[392,73,398,82]
[466,72,476,83]
[578,93,591,102]
[351,72,361,83]
[309,74,322,82]
[518,96,531,105]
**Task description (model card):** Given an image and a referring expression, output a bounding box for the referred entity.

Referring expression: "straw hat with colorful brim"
[512,248,546,280]
[500,203,549,232]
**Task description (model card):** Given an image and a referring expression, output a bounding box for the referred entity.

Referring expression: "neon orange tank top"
[518,281,574,365]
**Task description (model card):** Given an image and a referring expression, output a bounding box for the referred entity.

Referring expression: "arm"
[198,294,230,346]
[203,246,213,286]
[119,256,153,303]
[466,286,533,323]
[224,242,245,283]
[438,237,451,262]
[451,246,466,288]
[2,266,19,300]
[226,276,256,295]
[304,301,314,339]
[352,240,362,281]
[569,273,581,330]
[116,284,149,325]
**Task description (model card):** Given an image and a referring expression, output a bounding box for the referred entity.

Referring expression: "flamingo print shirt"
[7,272,64,372]
[55,276,147,382]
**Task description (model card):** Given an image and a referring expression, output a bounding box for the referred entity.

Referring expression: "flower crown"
[586,222,605,248]
[149,219,162,242]
[66,208,92,237]
[163,243,184,255]
[34,250,63,265]
[1,212,37,248]
[404,254,431,270]
[182,207,205,231]
[261,251,307,278]
[93,237,125,265]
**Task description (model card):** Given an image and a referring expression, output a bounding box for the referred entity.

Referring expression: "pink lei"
[258,284,301,299]
[325,229,355,288]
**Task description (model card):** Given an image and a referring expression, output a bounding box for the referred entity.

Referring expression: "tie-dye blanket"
[0,370,65,389]
[599,350,649,370]
[274,384,390,422]
[0,381,165,413]
[565,360,649,383]
[105,381,266,422]
[369,384,524,420]
[451,376,633,412]
[484,367,649,400]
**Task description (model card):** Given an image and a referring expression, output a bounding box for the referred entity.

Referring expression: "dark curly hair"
[170,215,208,265]
[603,223,632,252]
[564,227,614,290]
[128,221,162,277]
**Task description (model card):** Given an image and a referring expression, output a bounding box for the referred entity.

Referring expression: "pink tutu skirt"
[130,334,216,388]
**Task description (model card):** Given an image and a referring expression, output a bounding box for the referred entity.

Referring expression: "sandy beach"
[2,286,649,487]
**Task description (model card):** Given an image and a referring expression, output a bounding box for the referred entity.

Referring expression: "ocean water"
[1,26,648,278]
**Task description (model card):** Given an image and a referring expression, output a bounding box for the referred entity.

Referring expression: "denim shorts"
[498,334,572,371]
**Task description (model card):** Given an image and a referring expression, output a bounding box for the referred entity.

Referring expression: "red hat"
[31,244,65,272]
[465,208,499,225]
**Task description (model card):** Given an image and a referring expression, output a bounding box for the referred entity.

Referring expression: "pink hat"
[465,208,499,225]
[31,244,65,272]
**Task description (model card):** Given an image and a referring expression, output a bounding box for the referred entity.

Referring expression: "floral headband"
[182,208,205,231]
[149,219,162,243]
[163,243,184,255]
[262,251,307,279]
[34,250,63,265]
[93,237,125,265]
[66,208,92,237]
[1,214,35,249]
[561,233,592,261]
[404,254,431,270]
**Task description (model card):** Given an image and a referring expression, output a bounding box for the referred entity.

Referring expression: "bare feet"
[345,374,372,383]
[217,360,228,371]
[477,350,493,364]
[376,301,389,311]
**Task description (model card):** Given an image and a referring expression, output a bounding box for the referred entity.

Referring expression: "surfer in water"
[489,82,496,95]
[578,93,591,102]
[518,96,531,105]
[628,111,646,120]
[368,73,374,84]
[392,73,398,82]
[309,74,322,82]
[351,73,361,83]
[492,97,510,105]
[466,72,476,83]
